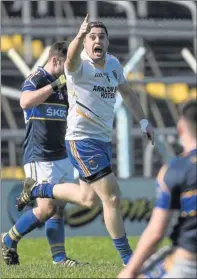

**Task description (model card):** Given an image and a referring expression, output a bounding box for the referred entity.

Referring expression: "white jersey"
[64,49,126,142]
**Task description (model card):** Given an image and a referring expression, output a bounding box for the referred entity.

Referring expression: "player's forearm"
[118,83,146,122]
[123,92,146,122]
[65,36,84,71]
[126,227,161,274]
[20,84,53,109]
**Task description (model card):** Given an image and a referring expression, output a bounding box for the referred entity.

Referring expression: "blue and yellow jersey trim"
[181,189,197,198]
[24,103,68,123]
[180,189,197,216]
[156,164,169,192]
[155,154,197,215]
[155,165,172,210]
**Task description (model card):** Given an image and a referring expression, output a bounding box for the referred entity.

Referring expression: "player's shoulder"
[106,52,121,65]
[30,67,44,79]
[161,152,190,172]
[156,162,177,191]
[169,151,196,169]
[159,155,185,176]
[157,153,191,190]
[23,68,49,90]
[106,53,124,76]
[23,69,42,86]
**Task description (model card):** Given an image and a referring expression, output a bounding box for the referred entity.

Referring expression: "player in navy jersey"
[118,99,197,278]
[1,41,85,266]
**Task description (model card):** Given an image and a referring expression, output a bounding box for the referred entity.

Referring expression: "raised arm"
[65,14,89,72]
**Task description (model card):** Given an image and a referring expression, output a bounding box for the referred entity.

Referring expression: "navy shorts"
[65,139,112,183]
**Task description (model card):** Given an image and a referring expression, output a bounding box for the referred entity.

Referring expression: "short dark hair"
[48,41,67,60]
[88,21,108,37]
[179,99,197,137]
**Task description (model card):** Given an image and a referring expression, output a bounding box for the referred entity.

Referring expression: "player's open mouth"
[94,47,103,54]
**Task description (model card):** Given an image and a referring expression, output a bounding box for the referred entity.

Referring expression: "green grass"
[1,237,169,278]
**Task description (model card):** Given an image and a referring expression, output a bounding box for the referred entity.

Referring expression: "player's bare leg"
[88,173,132,264]
[16,178,99,211]
[51,174,132,264]
[53,181,99,208]
[30,174,126,238]
[16,176,132,265]
[89,173,125,238]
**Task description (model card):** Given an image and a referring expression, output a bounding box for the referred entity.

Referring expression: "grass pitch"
[1,236,169,278]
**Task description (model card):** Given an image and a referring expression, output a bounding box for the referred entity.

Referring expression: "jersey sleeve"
[64,60,83,81]
[22,78,37,92]
[155,163,181,210]
[117,63,127,85]
[22,70,51,92]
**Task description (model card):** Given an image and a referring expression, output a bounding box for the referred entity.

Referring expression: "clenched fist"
[51,75,66,91]
[77,14,90,39]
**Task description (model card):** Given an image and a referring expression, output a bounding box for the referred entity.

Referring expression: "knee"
[34,204,56,221]
[104,194,121,208]
[81,195,100,209]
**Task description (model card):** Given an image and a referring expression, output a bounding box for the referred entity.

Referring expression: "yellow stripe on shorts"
[69,140,91,177]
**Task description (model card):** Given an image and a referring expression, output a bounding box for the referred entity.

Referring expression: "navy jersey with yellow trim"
[22,67,68,164]
[155,149,197,253]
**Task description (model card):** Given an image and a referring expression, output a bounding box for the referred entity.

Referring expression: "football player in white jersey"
[17,15,154,266]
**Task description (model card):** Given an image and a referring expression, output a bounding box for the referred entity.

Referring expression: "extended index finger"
[84,14,89,23]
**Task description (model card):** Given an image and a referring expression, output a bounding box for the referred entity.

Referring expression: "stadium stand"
[1,1,196,177]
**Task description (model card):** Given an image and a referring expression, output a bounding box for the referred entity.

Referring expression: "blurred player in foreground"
[118,99,197,278]
[16,15,154,265]
[1,41,84,266]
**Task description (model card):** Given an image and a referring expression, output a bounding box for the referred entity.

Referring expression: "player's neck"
[83,49,106,67]
[93,58,105,67]
[183,139,197,153]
